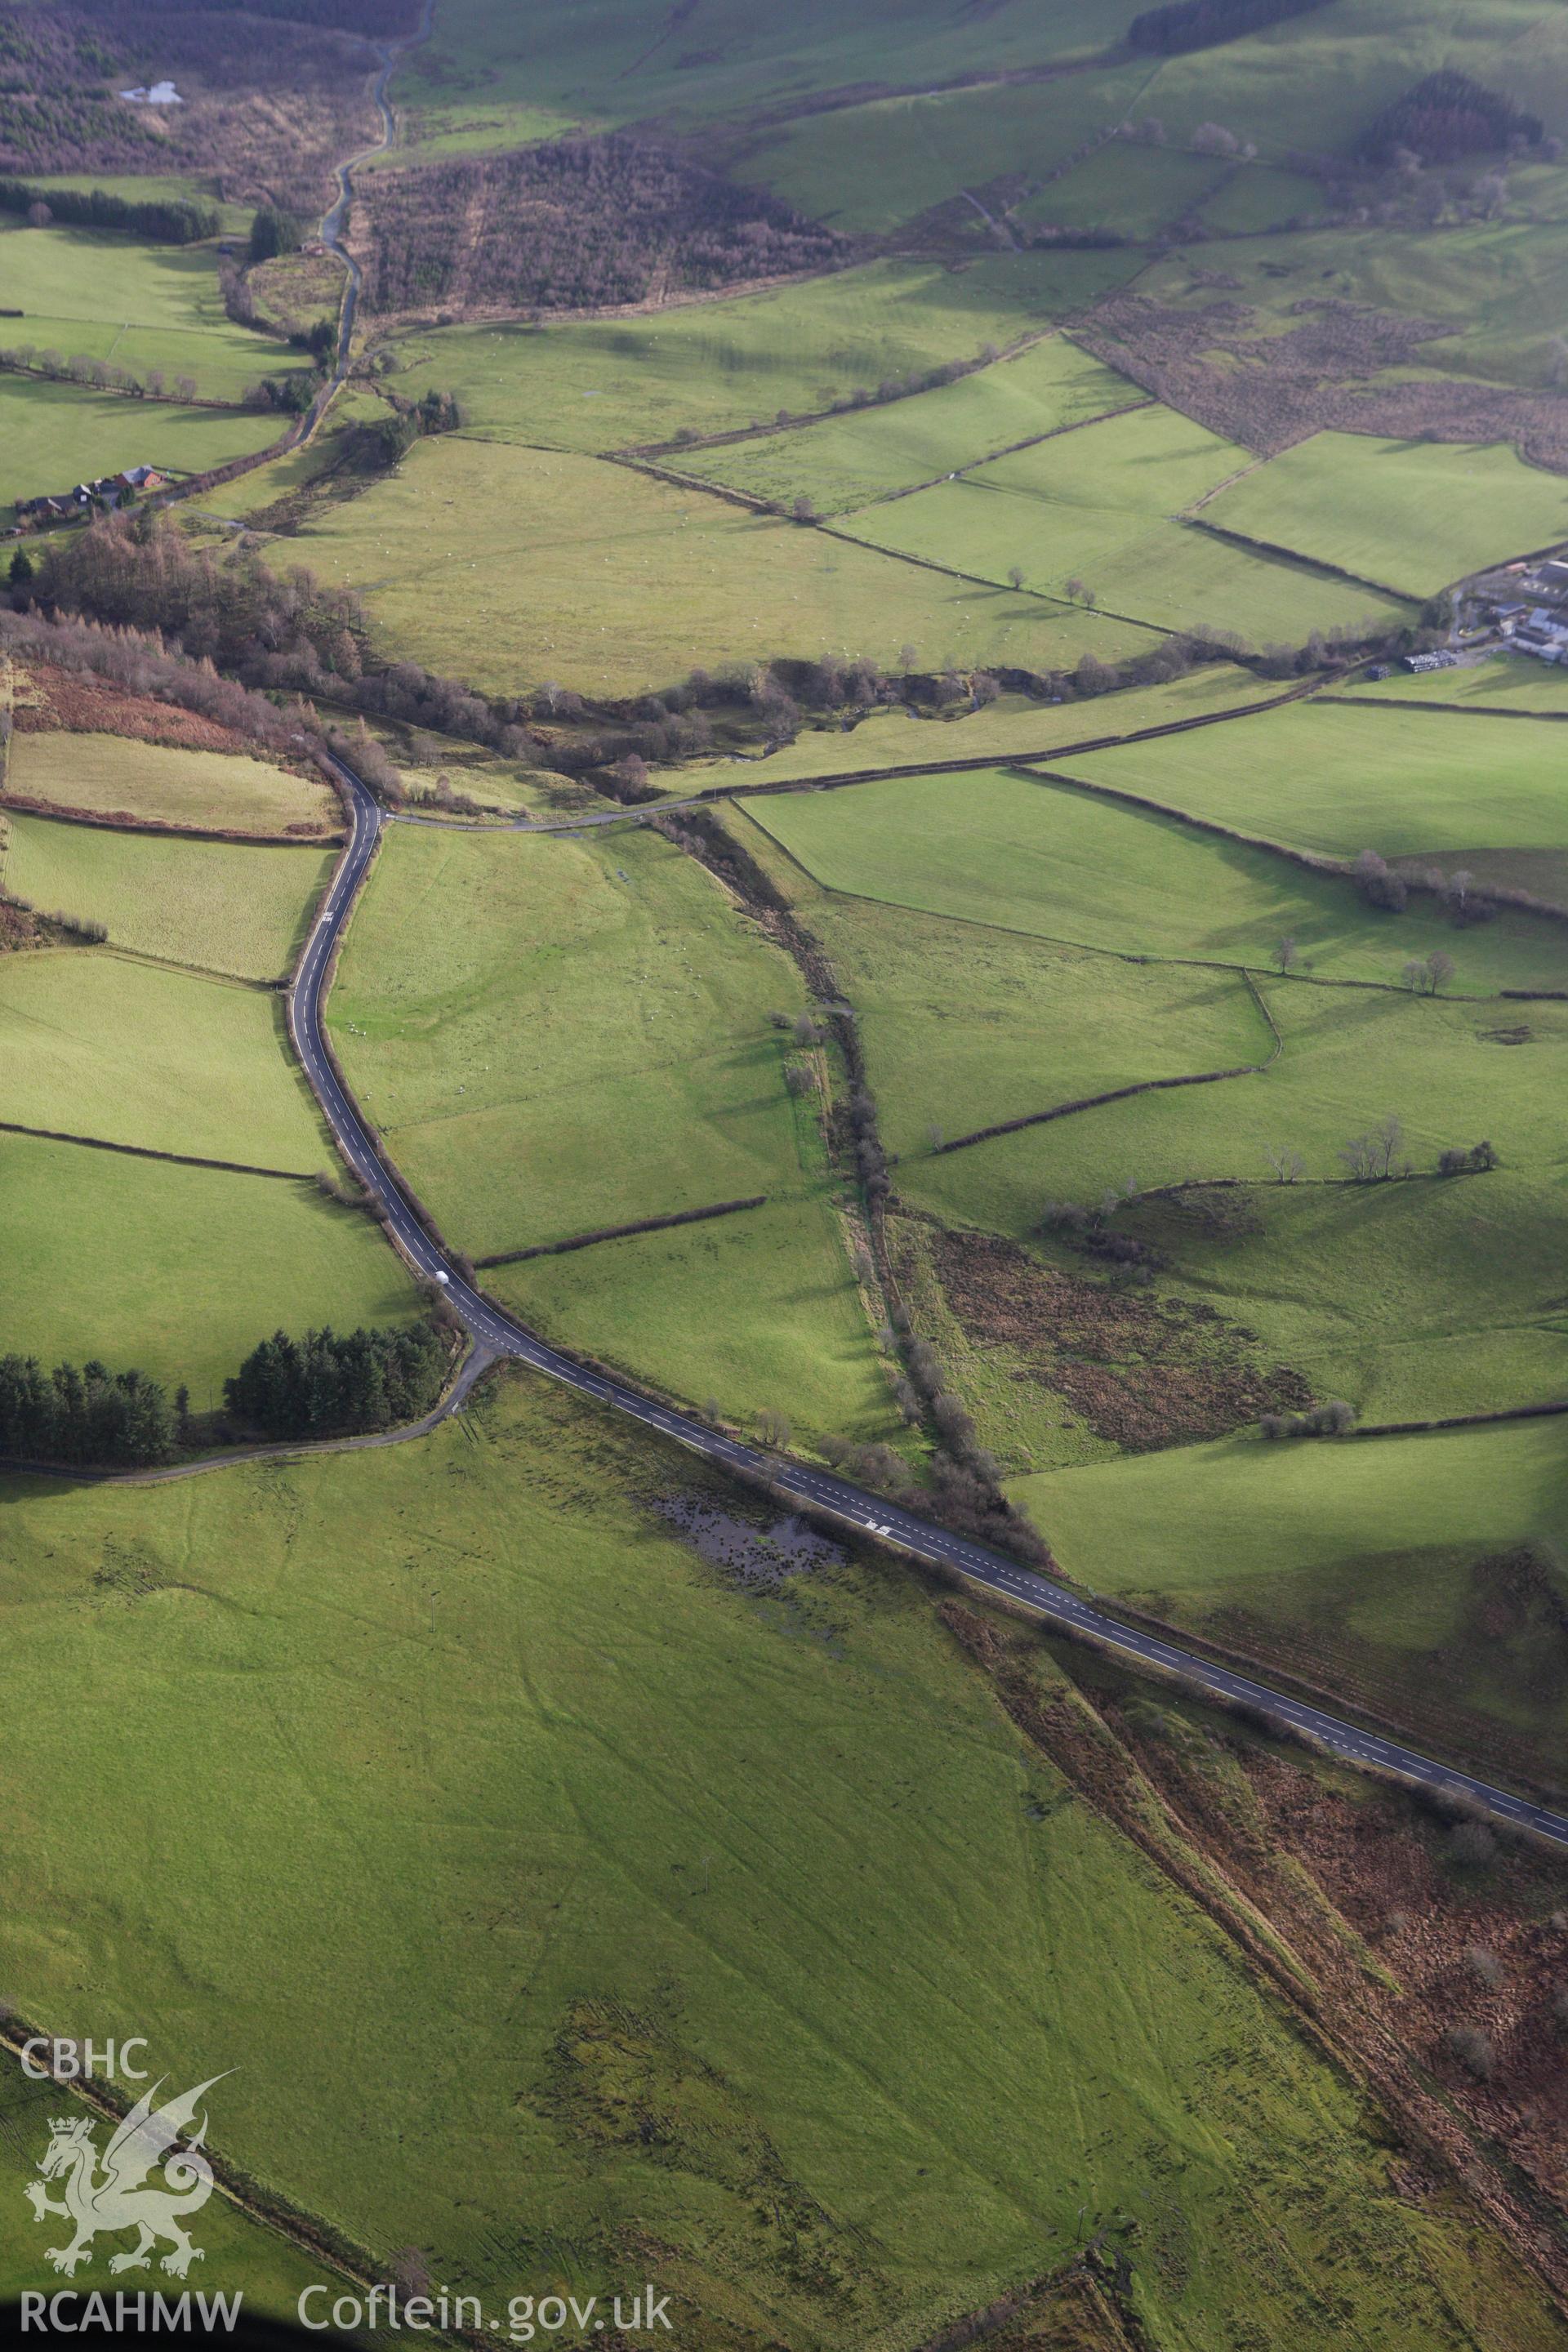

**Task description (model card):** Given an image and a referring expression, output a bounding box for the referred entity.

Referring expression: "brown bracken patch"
[927,1221,1310,1449]
[13,663,265,758]
[1077,292,1568,470]
[1236,1743,1568,2206]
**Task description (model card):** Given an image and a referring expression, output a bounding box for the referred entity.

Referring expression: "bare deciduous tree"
[1339,1113,1406,1181]
[1265,1143,1306,1183]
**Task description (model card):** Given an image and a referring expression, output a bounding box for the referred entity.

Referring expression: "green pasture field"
[1060,696,1568,868]
[831,404,1409,640]
[742,765,1568,991]
[1013,1414,1568,1779]
[493,1194,900,1449]
[0,217,294,401]
[291,435,1151,697]
[5,728,337,835]
[0,1369,1559,2352]
[1347,654,1568,710]
[398,0,1146,133]
[737,66,1158,233]
[1122,0,1560,159]
[1201,434,1568,598]
[0,951,330,1169]
[2,813,332,982]
[1196,163,1325,235]
[0,1131,415,1399]
[385,256,1147,458]
[902,982,1568,1423]
[0,376,282,521]
[1018,143,1227,240]
[698,664,1270,789]
[1072,519,1414,646]
[333,822,811,1257]
[799,897,1269,1158]
[675,336,1143,515]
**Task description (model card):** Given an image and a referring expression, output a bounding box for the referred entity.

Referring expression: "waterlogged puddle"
[655,1496,842,1591]
[120,80,183,103]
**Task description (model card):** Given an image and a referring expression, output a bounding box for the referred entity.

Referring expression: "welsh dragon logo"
[25,2074,229,2278]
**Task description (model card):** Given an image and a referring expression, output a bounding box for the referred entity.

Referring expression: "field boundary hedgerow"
[715,676,1318,804]
[1186,516,1422,605]
[0,791,343,847]
[1318,693,1568,725]
[734,791,1531,997]
[475,1194,768,1267]
[0,1116,310,1181]
[811,513,1173,635]
[922,1062,1267,1160]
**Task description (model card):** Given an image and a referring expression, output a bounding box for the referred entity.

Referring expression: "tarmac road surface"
[292,755,1568,1850]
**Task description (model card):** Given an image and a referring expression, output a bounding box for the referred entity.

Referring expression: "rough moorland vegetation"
[355,137,844,318]
[0,2,381,207]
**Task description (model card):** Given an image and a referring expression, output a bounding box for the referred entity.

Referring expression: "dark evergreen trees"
[1127,0,1331,57]
[225,1323,448,1439]
[0,1356,176,1465]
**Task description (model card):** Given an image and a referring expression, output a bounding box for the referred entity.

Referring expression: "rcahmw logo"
[22,2059,231,2282]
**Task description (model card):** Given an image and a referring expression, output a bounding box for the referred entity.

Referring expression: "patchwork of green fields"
[742,764,1567,991]
[0,218,290,403]
[385,256,1133,456]
[0,1131,416,1399]
[801,896,1269,1158]
[829,401,1416,644]
[1061,697,1568,866]
[6,729,337,835]
[3,813,332,981]
[12,0,1568,2330]
[905,984,1568,1416]
[400,0,1146,134]
[0,1369,1557,2350]
[0,951,330,1168]
[675,336,1143,514]
[1203,434,1568,596]
[738,68,1157,232]
[292,434,1150,695]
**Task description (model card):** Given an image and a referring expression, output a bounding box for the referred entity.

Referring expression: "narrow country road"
[318,0,438,377]
[288,755,1568,1850]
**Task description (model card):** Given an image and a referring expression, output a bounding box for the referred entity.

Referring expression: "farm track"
[42,750,1568,1851]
